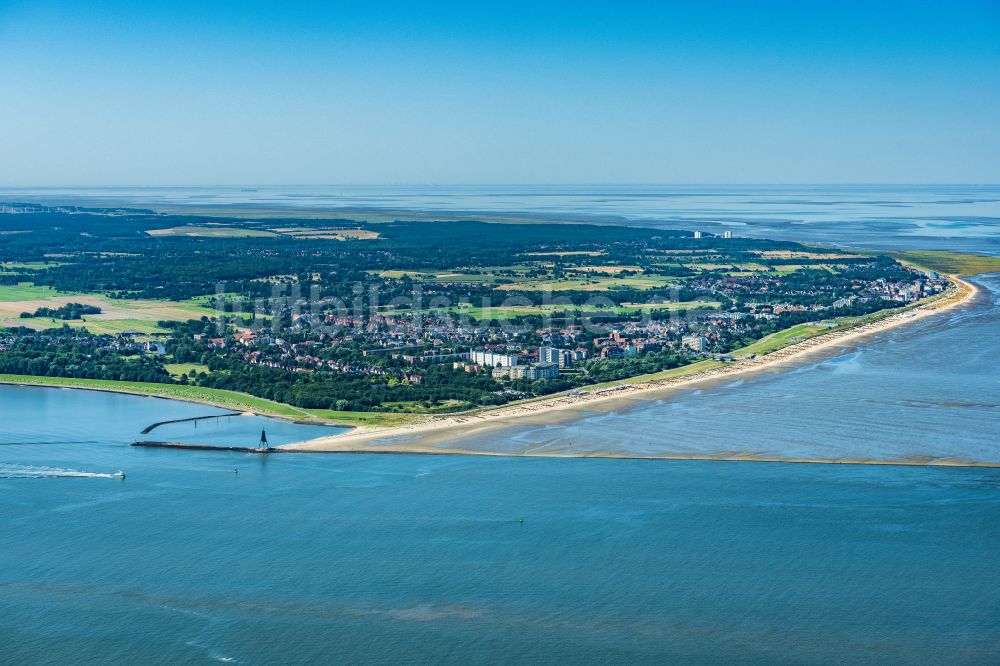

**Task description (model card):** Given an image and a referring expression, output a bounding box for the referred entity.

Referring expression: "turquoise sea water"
[1,405,999,664]
[2,188,1000,663]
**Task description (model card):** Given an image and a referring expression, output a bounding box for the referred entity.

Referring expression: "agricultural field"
[163,363,212,379]
[497,275,674,291]
[374,267,532,284]
[526,250,604,257]
[0,283,61,301]
[408,300,721,320]
[185,292,246,306]
[147,225,278,238]
[374,252,854,293]
[616,301,721,311]
[644,248,866,277]
[271,227,381,240]
[0,282,221,334]
[56,319,169,335]
[770,264,838,275]
[564,265,643,274]
[878,250,1000,276]
[1,261,67,272]
[759,250,867,260]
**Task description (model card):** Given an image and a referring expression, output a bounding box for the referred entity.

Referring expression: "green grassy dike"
[0,374,419,428]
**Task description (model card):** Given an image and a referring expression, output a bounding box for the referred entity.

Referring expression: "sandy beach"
[284,275,980,459]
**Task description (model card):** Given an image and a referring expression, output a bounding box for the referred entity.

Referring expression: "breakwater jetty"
[128,441,1000,467]
[139,412,244,435]
[131,441,282,453]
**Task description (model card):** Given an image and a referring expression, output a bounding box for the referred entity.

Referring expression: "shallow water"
[5,184,1000,253]
[1,435,999,664]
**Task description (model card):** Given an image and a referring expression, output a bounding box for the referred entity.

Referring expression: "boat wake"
[0,464,124,479]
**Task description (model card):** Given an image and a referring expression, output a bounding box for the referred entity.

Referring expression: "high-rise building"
[722,230,733,239]
[492,362,559,380]
[682,335,708,352]
[526,362,560,380]
[538,346,574,367]
[693,231,702,239]
[492,365,527,379]
[471,350,518,367]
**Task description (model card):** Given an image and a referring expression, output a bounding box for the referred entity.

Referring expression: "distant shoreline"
[282,275,981,462]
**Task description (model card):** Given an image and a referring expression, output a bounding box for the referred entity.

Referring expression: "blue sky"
[1,0,998,185]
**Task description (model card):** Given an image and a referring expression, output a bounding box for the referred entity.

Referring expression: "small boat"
[114,470,126,479]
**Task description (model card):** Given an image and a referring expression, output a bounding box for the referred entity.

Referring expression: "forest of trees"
[0,327,170,383]
[20,303,102,320]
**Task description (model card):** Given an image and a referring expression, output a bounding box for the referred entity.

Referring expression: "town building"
[492,365,524,379]
[492,362,560,380]
[538,346,575,367]
[526,362,560,380]
[470,350,518,367]
[682,335,708,352]
[143,340,166,355]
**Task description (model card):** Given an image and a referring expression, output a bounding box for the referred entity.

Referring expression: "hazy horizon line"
[3,183,1000,190]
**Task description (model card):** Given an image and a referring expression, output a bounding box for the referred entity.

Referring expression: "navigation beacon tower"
[257,429,270,452]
